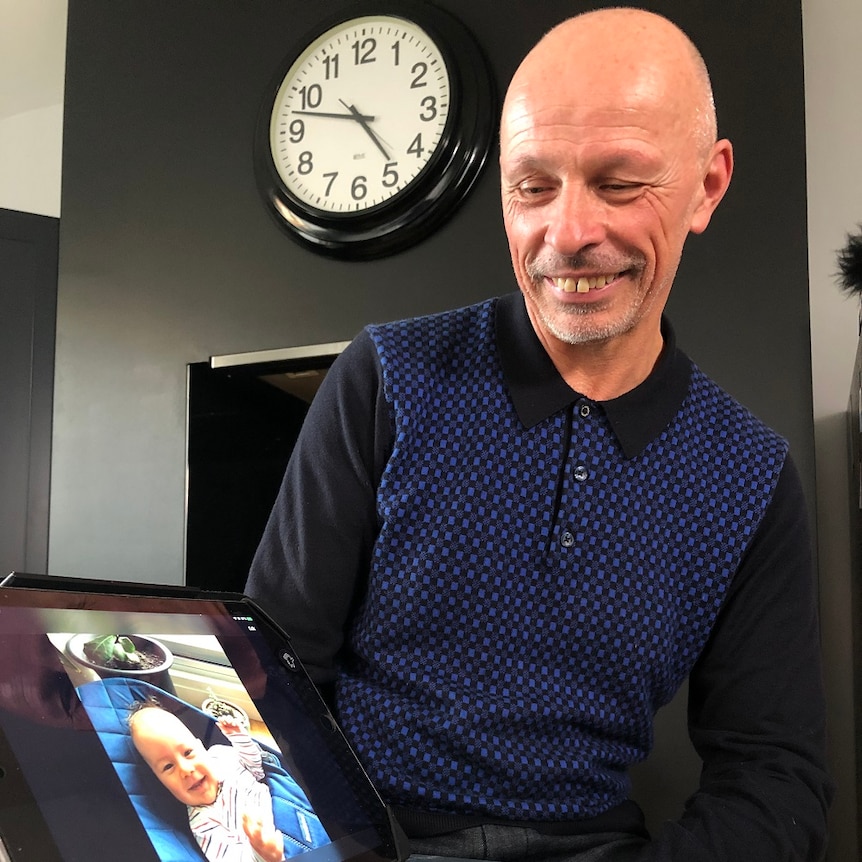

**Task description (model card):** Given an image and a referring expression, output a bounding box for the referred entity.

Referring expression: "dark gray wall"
[52,0,813,585]
[50,0,812,831]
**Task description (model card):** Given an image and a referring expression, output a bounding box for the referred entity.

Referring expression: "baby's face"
[130,707,220,806]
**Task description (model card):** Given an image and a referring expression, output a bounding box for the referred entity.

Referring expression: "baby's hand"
[216,715,245,736]
[242,812,284,862]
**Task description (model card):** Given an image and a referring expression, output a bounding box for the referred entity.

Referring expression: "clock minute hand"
[339,99,391,161]
[292,109,376,122]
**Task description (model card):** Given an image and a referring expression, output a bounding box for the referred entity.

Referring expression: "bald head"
[503,8,717,161]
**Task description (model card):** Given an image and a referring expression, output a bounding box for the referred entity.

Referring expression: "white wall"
[803,0,862,857]
[0,0,66,217]
[3,0,859,857]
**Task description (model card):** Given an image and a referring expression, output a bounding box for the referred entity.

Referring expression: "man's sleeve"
[637,455,834,861]
[245,330,392,688]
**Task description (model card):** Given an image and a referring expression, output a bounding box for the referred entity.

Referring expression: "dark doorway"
[184,342,347,593]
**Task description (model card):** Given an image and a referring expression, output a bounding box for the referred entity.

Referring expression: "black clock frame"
[253,0,497,261]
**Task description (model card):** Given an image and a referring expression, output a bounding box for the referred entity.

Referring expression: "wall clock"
[253,1,496,260]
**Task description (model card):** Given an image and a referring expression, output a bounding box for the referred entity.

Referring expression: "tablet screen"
[0,584,404,862]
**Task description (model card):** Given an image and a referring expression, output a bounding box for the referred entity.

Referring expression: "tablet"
[0,575,408,862]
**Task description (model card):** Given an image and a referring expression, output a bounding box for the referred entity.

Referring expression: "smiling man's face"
[500,9,731,358]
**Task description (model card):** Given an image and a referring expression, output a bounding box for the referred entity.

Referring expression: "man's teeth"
[554,274,618,293]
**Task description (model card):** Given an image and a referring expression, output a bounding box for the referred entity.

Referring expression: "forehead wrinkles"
[505,102,661,137]
[501,100,673,168]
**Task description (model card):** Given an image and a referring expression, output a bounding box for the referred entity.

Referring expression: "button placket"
[573,400,592,484]
[559,399,597,548]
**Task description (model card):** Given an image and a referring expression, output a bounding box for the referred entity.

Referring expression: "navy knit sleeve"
[245,329,392,689]
[636,455,834,861]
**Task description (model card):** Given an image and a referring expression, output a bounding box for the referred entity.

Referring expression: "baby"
[129,701,318,862]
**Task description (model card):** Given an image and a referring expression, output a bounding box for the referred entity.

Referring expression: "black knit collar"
[495,292,692,459]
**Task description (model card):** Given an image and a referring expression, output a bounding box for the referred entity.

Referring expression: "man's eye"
[516,182,552,197]
[601,182,644,194]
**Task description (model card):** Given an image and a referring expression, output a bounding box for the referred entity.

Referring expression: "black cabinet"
[0,208,58,576]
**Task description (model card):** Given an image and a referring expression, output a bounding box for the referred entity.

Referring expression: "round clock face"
[269,15,451,214]
[254,3,496,259]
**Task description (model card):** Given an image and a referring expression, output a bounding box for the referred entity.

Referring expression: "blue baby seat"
[76,677,329,862]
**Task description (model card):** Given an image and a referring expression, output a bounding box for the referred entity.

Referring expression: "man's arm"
[638,456,834,861]
[245,330,391,690]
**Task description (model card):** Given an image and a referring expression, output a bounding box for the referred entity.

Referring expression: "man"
[247,8,832,861]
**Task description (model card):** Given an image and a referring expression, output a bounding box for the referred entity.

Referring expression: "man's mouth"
[552,273,621,293]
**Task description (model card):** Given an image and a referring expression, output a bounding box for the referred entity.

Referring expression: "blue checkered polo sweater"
[334,299,787,822]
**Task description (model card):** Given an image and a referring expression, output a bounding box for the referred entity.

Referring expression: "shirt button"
[561,530,575,547]
[573,464,588,482]
[579,403,591,418]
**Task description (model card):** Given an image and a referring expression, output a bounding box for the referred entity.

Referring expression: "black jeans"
[408,824,648,862]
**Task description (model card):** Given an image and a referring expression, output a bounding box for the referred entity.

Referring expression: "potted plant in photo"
[65,632,175,693]
[201,687,250,729]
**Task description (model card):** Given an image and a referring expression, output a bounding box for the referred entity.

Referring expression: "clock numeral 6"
[351,175,368,201]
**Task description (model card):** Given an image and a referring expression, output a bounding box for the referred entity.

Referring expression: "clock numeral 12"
[352,38,376,65]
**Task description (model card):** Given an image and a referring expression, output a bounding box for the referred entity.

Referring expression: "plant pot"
[201,696,250,729]
[65,633,176,694]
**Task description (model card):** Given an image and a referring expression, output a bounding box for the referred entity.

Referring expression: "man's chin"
[539,307,632,346]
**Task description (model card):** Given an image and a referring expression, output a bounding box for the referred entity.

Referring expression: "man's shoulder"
[366,297,499,366]
[368,297,496,337]
[686,362,788,454]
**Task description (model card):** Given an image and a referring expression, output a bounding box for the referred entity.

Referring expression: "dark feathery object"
[837,226,862,296]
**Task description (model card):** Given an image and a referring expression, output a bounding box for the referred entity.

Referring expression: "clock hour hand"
[339,99,391,161]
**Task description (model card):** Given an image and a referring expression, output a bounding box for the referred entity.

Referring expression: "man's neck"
[536,324,665,402]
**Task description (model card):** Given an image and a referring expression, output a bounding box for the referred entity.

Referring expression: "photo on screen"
[45,613,333,861]
[0,588,402,862]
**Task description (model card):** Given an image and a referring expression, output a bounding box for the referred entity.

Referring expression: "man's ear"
[689,138,733,235]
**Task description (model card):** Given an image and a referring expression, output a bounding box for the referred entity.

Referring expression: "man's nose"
[543,184,607,254]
